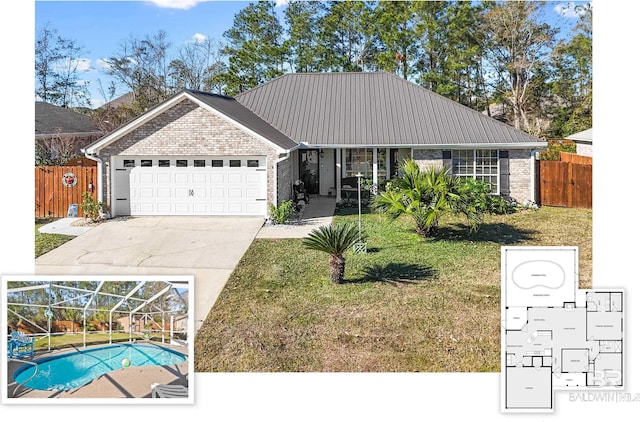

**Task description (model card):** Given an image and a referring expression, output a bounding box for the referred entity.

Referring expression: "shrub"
[459,179,517,215]
[268,200,296,224]
[539,139,576,161]
[81,192,104,222]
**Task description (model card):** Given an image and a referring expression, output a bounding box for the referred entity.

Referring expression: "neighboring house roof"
[84,90,297,154]
[236,72,545,148]
[100,92,135,109]
[565,128,592,144]
[35,101,103,139]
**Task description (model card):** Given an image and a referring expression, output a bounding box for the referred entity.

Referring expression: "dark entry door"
[300,150,319,194]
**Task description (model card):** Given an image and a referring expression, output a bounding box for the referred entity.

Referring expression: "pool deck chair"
[9,332,34,359]
[151,383,189,398]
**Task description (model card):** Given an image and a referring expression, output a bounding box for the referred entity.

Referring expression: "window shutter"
[499,150,510,196]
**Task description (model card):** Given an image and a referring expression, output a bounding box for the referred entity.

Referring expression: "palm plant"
[372,159,482,238]
[302,223,361,284]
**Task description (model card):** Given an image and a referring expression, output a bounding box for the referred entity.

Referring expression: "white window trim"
[452,149,500,194]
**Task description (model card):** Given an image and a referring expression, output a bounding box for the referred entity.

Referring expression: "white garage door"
[113,156,268,216]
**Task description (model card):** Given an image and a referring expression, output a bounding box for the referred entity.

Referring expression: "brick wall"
[97,100,281,213]
[412,148,535,204]
[413,149,445,169]
[507,149,534,203]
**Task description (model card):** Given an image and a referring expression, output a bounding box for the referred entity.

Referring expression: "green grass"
[194,206,592,372]
[35,218,75,258]
[26,332,173,352]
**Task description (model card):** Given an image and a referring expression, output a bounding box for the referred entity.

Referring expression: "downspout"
[81,148,104,214]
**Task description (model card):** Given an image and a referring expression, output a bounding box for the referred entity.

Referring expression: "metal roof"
[236,72,545,147]
[187,90,298,150]
[566,128,592,143]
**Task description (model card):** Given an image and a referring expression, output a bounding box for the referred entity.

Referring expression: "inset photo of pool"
[1,275,194,404]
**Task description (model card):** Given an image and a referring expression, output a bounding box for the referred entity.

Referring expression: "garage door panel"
[228,203,243,214]
[175,173,189,183]
[211,188,225,198]
[123,156,267,216]
[140,173,154,183]
[211,173,225,183]
[211,203,225,214]
[228,173,243,184]
[192,173,207,183]
[228,188,243,198]
[157,173,172,183]
[246,188,260,199]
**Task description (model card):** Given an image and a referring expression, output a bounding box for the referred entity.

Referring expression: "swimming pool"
[13,343,186,391]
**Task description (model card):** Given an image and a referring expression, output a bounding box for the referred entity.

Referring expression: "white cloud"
[52,57,92,73]
[147,0,207,10]
[96,59,112,71]
[275,0,290,7]
[554,2,590,18]
[192,33,208,44]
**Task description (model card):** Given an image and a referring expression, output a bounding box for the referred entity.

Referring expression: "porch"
[291,147,412,203]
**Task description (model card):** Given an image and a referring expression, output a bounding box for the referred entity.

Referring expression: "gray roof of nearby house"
[35,101,103,138]
[235,72,545,147]
[566,128,592,144]
[188,90,298,150]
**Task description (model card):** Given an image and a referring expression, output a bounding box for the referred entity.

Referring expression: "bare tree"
[169,36,227,92]
[481,1,557,134]
[102,30,173,111]
[35,23,91,107]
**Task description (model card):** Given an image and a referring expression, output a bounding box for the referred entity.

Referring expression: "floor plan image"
[501,246,624,412]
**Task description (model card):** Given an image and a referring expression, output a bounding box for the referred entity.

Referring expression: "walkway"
[256,195,336,238]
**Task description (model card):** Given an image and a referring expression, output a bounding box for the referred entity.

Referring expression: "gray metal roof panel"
[236,72,545,147]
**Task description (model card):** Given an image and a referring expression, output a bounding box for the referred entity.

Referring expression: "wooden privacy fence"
[35,166,98,218]
[537,159,592,209]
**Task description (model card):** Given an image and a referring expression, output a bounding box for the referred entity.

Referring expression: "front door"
[299,150,319,194]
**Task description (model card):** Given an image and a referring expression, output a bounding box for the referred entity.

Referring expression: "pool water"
[14,343,186,391]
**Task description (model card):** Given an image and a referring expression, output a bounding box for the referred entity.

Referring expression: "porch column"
[335,148,342,203]
[373,148,378,188]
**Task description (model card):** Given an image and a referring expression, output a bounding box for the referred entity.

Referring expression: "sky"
[34,0,590,108]
[3,1,640,421]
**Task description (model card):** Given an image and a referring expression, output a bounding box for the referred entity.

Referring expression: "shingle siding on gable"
[96,100,283,213]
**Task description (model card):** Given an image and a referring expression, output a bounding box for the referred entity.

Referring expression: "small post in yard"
[353,172,367,254]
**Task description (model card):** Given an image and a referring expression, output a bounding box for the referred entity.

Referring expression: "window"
[452,150,499,193]
[229,160,241,167]
[377,149,387,186]
[159,160,170,167]
[123,159,135,167]
[212,160,224,167]
[141,159,152,167]
[194,159,206,167]
[345,148,373,178]
[247,159,259,168]
[176,160,188,167]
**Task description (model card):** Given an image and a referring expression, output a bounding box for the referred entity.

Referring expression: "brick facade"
[97,100,284,213]
[412,148,535,204]
[506,149,534,203]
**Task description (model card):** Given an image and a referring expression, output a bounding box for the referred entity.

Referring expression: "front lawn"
[194,206,592,372]
[35,218,75,258]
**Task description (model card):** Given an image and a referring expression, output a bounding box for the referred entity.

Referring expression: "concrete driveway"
[35,216,265,331]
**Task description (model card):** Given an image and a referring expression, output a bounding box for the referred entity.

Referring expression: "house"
[565,128,592,157]
[36,101,104,165]
[82,72,547,218]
